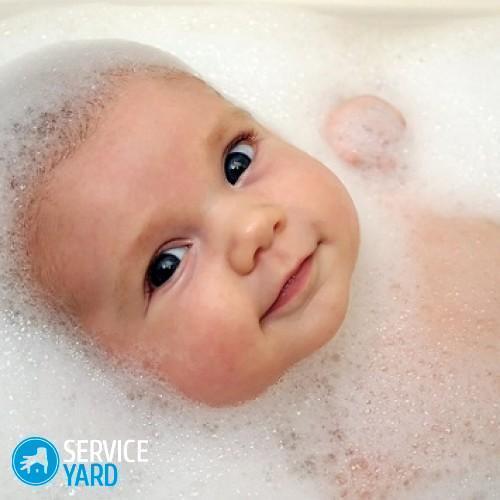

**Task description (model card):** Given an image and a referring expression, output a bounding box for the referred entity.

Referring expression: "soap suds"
[0,4,498,499]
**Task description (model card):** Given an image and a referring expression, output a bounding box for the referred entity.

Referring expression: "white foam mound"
[0,4,498,499]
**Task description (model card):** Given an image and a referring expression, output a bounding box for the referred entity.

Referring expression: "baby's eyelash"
[223,128,259,158]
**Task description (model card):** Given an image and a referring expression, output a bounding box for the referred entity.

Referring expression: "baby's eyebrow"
[113,105,254,311]
[205,106,254,147]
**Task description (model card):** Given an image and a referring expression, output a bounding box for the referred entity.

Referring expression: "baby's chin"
[152,362,285,408]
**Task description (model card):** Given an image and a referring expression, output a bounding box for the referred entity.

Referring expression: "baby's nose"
[226,204,286,275]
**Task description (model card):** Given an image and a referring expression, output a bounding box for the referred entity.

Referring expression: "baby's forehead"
[98,75,256,151]
[114,73,227,111]
[40,74,254,198]
[96,75,251,145]
[33,73,259,228]
[39,74,257,224]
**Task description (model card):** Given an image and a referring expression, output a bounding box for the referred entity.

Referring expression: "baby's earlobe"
[322,95,406,172]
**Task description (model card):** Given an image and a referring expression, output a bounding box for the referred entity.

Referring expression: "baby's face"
[33,76,359,406]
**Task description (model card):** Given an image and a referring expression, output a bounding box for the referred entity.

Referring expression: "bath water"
[0,3,498,499]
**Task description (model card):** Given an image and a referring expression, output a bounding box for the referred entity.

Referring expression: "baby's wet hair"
[0,40,201,318]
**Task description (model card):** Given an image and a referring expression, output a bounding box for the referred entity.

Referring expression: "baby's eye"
[146,246,188,293]
[224,135,256,185]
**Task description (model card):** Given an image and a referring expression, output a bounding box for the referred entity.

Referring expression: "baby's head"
[4,40,359,407]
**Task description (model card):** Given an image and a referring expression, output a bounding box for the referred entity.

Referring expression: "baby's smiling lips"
[261,250,315,320]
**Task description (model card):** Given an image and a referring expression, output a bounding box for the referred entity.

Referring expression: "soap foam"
[0,4,498,499]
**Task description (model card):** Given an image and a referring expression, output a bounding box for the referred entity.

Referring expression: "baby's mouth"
[261,251,315,320]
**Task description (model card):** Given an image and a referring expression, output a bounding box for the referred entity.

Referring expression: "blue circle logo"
[12,436,59,486]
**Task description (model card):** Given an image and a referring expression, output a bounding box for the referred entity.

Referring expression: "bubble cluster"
[0,4,498,499]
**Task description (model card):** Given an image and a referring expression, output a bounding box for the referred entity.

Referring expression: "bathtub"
[1,0,500,19]
[1,2,499,499]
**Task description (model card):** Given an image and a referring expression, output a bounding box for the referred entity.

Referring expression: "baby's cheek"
[165,311,260,403]
[188,321,246,373]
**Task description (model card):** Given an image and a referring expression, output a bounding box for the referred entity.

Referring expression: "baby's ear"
[322,95,406,172]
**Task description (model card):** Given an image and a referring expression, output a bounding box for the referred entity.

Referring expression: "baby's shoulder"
[398,198,499,333]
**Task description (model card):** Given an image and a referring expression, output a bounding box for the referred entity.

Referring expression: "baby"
[4,40,360,407]
[3,40,498,410]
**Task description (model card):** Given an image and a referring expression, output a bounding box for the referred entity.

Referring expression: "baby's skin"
[28,76,360,407]
[325,95,499,333]
[324,96,499,497]
[324,95,406,171]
